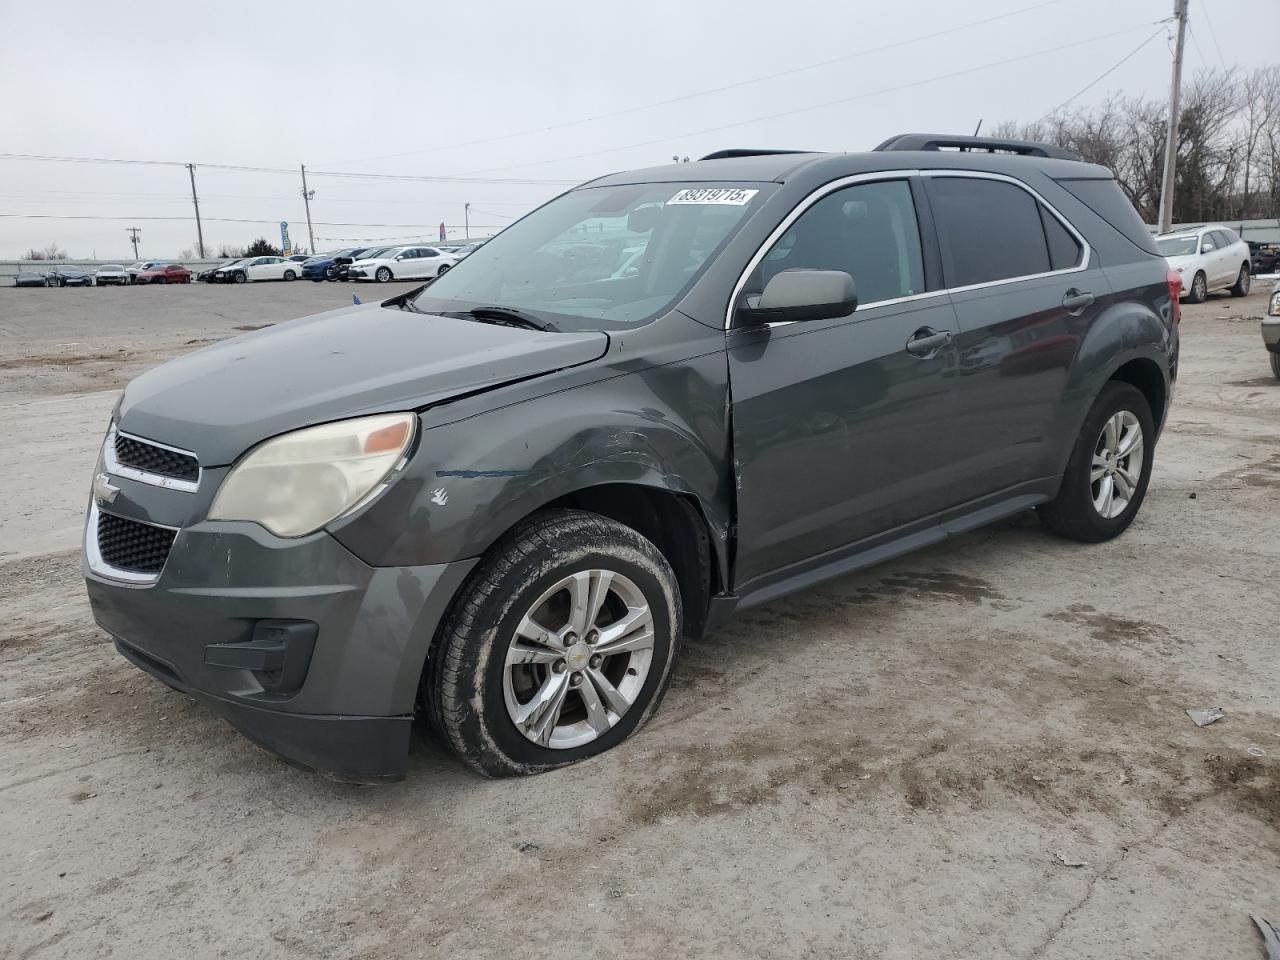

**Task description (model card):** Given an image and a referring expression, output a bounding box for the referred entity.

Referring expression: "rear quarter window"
[1054,177,1160,257]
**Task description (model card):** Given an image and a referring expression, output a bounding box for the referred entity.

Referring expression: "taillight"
[1166,269,1182,324]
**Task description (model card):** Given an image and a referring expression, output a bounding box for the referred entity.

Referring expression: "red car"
[137,264,192,284]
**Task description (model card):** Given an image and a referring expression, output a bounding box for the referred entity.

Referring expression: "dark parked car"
[198,259,243,282]
[47,266,93,287]
[137,264,192,284]
[14,270,48,287]
[83,134,1179,783]
[1264,281,1280,379]
[301,247,373,281]
[1249,241,1280,275]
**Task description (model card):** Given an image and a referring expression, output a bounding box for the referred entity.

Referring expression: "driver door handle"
[905,327,953,357]
[1062,289,1095,314]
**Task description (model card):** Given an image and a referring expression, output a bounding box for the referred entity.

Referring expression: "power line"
[0,213,506,228]
[0,152,577,186]
[1197,0,1227,68]
[477,21,1164,175]
[1037,25,1168,122]
[319,0,1070,167]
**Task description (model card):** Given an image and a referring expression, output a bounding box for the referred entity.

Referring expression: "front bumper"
[347,268,369,280]
[1263,318,1280,353]
[83,491,476,782]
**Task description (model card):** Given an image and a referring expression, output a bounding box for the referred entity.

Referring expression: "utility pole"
[1157,0,1188,234]
[464,202,470,240]
[300,165,316,255]
[187,164,205,259]
[126,227,141,260]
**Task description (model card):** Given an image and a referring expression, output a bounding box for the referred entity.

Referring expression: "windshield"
[411,181,769,329]
[100,264,124,270]
[357,247,393,260]
[1157,236,1198,257]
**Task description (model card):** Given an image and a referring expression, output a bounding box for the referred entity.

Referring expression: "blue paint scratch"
[436,469,531,479]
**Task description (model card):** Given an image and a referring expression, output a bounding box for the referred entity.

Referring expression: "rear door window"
[929,177,1058,286]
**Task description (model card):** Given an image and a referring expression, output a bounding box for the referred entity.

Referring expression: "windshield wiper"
[452,306,558,332]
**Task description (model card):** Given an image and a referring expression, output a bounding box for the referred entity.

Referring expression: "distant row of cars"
[12,240,488,288]
[13,261,194,287]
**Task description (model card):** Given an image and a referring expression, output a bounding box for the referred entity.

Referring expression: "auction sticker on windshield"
[668,188,759,205]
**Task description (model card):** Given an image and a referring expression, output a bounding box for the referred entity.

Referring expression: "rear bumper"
[84,507,477,782]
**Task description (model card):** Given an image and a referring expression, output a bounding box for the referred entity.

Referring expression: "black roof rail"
[698,148,817,161]
[873,133,1080,162]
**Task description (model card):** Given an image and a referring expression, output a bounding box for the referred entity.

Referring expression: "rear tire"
[283,269,296,281]
[1187,271,1208,303]
[1230,263,1250,297]
[1039,381,1155,543]
[423,509,681,777]
[1270,352,1280,380]
[233,271,247,284]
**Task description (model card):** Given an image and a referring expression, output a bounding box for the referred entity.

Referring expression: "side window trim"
[921,170,1092,295]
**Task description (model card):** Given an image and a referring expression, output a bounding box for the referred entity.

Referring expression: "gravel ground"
[1,281,1277,960]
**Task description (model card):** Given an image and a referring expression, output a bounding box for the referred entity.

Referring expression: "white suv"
[1156,225,1251,303]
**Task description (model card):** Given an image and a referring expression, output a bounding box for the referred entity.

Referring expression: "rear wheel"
[424,509,681,777]
[1039,381,1155,543]
[1270,352,1280,380]
[1187,271,1208,303]
[436,264,450,277]
[233,271,247,284]
[283,269,296,281]
[1230,263,1250,297]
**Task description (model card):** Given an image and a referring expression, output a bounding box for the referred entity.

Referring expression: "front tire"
[375,266,392,283]
[1187,271,1208,303]
[1230,263,1250,297]
[233,271,247,284]
[1039,381,1155,543]
[1270,352,1280,380]
[424,509,681,777]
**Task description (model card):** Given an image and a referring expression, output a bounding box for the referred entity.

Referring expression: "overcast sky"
[2,0,1273,260]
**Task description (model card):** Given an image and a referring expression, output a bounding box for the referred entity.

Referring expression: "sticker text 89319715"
[667,188,759,206]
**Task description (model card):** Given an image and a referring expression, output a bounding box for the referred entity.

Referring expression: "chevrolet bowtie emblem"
[93,472,120,504]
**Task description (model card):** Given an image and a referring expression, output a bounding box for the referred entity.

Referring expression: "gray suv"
[83,134,1180,782]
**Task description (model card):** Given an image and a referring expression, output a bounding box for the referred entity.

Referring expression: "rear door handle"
[1062,289,1095,314]
[905,327,953,357]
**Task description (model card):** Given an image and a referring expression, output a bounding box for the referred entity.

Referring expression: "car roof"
[585,148,1110,189]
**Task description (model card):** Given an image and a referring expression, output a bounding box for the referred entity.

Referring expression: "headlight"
[1270,291,1280,316]
[209,413,416,537]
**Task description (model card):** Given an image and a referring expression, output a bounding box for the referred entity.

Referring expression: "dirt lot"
[2,280,1278,960]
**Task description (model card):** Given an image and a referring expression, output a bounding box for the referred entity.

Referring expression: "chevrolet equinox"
[83,134,1180,781]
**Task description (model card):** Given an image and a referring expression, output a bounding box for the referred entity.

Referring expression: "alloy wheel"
[502,569,655,750]
[1091,410,1144,519]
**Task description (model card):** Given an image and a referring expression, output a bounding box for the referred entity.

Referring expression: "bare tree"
[995,67,1277,226]
[1240,66,1280,218]
[24,242,69,261]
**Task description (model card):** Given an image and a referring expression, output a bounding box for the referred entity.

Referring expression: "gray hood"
[118,302,609,465]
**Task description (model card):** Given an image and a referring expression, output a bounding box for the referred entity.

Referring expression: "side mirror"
[1201,242,1213,253]
[738,270,858,325]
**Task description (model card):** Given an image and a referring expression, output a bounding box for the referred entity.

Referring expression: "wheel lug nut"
[552,660,567,674]
[569,672,583,686]
[586,630,599,645]
[589,654,602,669]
